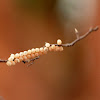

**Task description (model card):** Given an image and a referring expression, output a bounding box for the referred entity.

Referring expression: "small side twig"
[75,28,79,39]
[22,56,40,64]
[24,56,40,67]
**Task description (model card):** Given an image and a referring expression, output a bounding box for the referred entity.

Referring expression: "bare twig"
[51,26,99,47]
[62,26,99,47]
[22,56,40,64]
[0,26,99,65]
[22,56,40,67]
[0,59,8,63]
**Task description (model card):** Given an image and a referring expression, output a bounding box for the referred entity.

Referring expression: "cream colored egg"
[57,39,62,45]
[35,48,40,53]
[45,43,50,47]
[44,47,48,52]
[14,53,20,58]
[59,46,64,51]
[15,59,20,63]
[55,46,60,51]
[51,45,56,50]
[49,46,53,51]
[27,55,31,59]
[40,47,44,52]
[27,50,32,55]
[11,61,16,66]
[10,54,15,57]
[23,56,27,60]
[31,48,35,53]
[19,57,23,61]
[23,51,28,55]
[31,54,35,58]
[8,57,14,61]
[6,61,12,66]
[20,52,24,56]
[35,53,39,57]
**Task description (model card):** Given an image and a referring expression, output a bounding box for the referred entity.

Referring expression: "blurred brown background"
[0,0,100,100]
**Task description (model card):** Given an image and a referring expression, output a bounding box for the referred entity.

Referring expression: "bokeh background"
[0,0,100,100]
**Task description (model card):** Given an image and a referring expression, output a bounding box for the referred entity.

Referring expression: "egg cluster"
[6,39,63,66]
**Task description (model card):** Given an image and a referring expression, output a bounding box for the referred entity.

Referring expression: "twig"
[75,28,79,39]
[22,56,40,64]
[0,59,8,63]
[0,26,99,65]
[51,26,99,47]
[22,56,40,67]
[62,26,99,47]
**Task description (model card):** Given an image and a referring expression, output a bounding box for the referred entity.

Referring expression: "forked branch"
[0,26,99,66]
[53,26,99,47]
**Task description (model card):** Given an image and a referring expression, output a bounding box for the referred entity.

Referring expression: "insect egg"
[57,39,62,45]
[40,47,44,52]
[45,43,50,48]
[6,61,12,66]
[27,50,32,55]
[23,51,28,55]
[14,53,20,58]
[31,48,35,53]
[35,48,40,53]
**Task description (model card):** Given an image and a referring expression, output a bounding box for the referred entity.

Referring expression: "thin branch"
[0,56,40,64]
[62,26,99,47]
[0,26,99,65]
[22,56,40,64]
[22,56,40,67]
[51,26,99,47]
[0,59,8,63]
